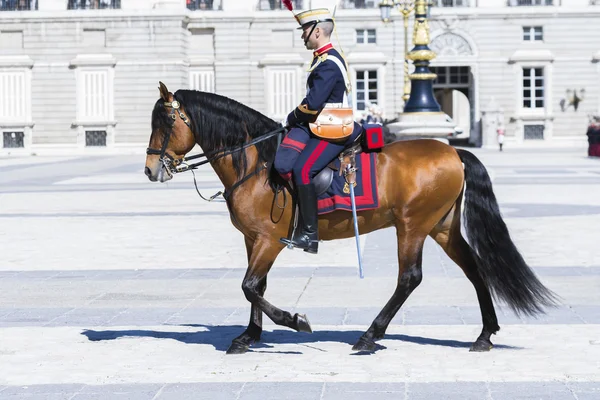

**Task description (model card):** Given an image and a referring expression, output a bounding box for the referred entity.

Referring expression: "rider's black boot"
[280,183,319,254]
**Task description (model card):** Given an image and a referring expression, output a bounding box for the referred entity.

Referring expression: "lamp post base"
[387,111,457,142]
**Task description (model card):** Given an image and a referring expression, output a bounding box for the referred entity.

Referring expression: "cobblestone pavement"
[0,147,599,399]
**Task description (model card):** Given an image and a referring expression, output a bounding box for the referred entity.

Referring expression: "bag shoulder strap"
[325,54,353,108]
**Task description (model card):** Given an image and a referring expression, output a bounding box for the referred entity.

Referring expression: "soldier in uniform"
[274,8,361,255]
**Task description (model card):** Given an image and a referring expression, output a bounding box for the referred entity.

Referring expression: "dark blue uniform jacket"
[287,46,348,128]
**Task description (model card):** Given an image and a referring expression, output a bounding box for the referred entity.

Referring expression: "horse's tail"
[456,149,559,316]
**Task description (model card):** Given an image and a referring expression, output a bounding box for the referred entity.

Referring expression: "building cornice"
[0,55,34,68]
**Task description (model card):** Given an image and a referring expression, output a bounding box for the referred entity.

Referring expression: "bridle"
[146,97,286,201]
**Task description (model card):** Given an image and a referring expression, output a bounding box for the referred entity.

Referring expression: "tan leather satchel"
[308,54,355,142]
[309,106,354,141]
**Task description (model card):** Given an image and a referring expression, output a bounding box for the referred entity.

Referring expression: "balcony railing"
[508,0,553,5]
[187,0,217,10]
[68,0,121,9]
[257,0,303,10]
[0,0,37,11]
[340,0,377,8]
[432,0,470,6]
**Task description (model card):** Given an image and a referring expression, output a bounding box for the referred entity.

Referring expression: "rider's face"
[301,25,318,50]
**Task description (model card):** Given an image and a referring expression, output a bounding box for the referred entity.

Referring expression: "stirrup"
[279,236,319,254]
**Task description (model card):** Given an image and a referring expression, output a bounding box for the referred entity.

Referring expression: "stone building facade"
[0,0,599,153]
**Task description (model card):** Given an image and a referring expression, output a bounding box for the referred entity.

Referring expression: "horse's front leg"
[226,238,312,354]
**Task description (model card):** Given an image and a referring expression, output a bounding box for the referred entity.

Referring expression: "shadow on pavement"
[81,324,522,353]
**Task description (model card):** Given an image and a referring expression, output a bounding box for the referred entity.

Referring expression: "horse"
[144,82,558,354]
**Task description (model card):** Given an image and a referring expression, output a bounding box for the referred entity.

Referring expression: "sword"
[345,164,364,279]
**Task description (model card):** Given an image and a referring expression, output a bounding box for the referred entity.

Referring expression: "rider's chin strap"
[304,21,318,46]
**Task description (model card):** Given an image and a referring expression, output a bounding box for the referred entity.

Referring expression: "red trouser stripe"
[301,140,328,185]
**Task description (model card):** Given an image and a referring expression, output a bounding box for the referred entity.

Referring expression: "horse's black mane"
[152,89,284,190]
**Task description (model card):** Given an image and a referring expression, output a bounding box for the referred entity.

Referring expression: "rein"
[146,97,287,202]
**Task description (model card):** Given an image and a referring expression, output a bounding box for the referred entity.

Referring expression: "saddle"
[313,124,384,196]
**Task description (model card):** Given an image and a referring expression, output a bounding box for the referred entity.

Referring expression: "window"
[431,66,470,86]
[509,0,553,5]
[260,0,302,10]
[523,26,543,41]
[432,0,469,6]
[267,68,299,119]
[0,70,28,122]
[524,124,544,140]
[0,0,37,11]
[355,70,378,111]
[85,131,107,147]
[522,67,544,109]
[356,29,376,44]
[190,68,215,93]
[78,69,110,121]
[3,132,24,148]
[67,0,120,9]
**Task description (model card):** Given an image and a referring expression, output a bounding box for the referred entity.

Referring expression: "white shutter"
[0,70,27,122]
[190,68,215,93]
[80,69,109,121]
[268,68,297,119]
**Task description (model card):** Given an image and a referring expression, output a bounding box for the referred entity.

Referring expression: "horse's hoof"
[226,340,250,355]
[352,337,376,352]
[469,339,493,352]
[294,313,313,333]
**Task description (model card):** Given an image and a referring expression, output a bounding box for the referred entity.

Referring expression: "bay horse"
[145,82,557,354]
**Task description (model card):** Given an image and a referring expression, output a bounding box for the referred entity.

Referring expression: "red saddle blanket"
[317,152,379,215]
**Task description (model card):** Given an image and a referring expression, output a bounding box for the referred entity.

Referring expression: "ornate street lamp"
[379,0,456,140]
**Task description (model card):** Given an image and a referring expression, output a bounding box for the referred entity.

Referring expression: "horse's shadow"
[81,325,522,353]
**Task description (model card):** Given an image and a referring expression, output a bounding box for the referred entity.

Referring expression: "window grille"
[3,132,24,148]
[268,69,298,118]
[67,0,120,9]
[85,131,107,146]
[430,66,470,87]
[187,0,215,10]
[432,0,469,6]
[79,70,109,121]
[0,70,27,122]
[524,125,544,140]
[509,0,553,6]
[0,0,37,10]
[190,69,215,93]
[259,0,302,10]
[340,0,377,9]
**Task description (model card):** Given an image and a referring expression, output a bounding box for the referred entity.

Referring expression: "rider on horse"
[274,7,362,255]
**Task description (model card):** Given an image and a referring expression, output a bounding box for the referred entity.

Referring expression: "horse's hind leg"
[227,237,312,355]
[431,205,500,352]
[352,227,426,352]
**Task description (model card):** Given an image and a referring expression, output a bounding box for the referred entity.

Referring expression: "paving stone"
[156,383,243,400]
[323,382,405,400]
[489,382,574,400]
[408,382,488,400]
[239,382,323,400]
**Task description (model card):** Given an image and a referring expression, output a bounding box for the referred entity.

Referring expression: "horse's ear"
[158,81,170,102]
